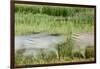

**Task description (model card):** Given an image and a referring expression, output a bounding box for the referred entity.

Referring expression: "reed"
[15,4,95,65]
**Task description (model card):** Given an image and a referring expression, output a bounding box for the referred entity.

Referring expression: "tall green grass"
[15,4,94,17]
[15,4,95,65]
[15,13,94,35]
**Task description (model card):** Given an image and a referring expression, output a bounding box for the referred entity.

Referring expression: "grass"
[15,49,94,65]
[15,4,94,36]
[15,13,94,35]
[15,4,95,65]
[85,46,94,59]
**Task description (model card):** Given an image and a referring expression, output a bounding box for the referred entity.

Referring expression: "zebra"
[72,32,94,58]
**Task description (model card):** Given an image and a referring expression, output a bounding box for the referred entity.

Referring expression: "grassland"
[15,4,94,36]
[15,4,95,65]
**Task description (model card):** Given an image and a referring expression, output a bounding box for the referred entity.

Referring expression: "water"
[15,32,94,57]
[15,33,65,56]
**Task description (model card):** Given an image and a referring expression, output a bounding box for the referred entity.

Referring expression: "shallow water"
[15,33,65,56]
[15,32,94,57]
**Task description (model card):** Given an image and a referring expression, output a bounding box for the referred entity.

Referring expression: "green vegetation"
[15,4,95,65]
[15,4,93,17]
[85,46,94,59]
[15,4,94,35]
